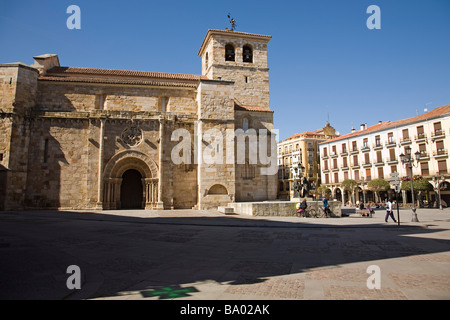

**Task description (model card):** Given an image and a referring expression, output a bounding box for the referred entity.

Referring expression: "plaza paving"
[0,207,449,301]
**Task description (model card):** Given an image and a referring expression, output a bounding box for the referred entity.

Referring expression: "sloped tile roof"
[321,105,450,144]
[39,66,205,88]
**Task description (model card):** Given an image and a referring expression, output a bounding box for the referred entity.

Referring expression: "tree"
[401,176,433,205]
[367,178,390,202]
[317,185,331,197]
[341,179,358,204]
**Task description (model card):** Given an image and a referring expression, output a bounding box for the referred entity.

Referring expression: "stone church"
[0,29,277,211]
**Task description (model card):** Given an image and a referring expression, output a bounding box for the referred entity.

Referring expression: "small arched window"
[225,44,235,61]
[205,52,209,67]
[243,45,253,63]
[242,118,249,131]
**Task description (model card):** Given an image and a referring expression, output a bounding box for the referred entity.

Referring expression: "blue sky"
[1,0,449,140]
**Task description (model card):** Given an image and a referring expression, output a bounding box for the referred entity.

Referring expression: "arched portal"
[102,151,159,210]
[120,169,143,209]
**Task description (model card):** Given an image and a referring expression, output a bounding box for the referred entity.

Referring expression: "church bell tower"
[198,29,272,110]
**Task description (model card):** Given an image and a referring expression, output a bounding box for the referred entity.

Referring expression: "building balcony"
[341,165,349,171]
[431,130,445,139]
[351,163,360,169]
[373,143,383,150]
[362,162,372,168]
[331,167,339,172]
[330,152,338,158]
[361,146,371,152]
[399,137,412,145]
[386,157,398,165]
[417,151,430,160]
[433,149,448,158]
[374,160,384,166]
[349,148,359,155]
[340,151,348,156]
[415,133,427,142]
[385,140,396,148]
[322,154,329,159]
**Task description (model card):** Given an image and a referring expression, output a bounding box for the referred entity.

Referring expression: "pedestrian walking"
[322,196,330,218]
[385,198,397,223]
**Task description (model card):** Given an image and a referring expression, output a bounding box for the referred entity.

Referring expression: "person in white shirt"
[385,198,397,223]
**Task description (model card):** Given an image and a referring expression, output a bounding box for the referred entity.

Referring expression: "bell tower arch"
[198,29,272,110]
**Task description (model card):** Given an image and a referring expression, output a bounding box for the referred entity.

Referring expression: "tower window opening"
[243,45,253,63]
[225,44,235,61]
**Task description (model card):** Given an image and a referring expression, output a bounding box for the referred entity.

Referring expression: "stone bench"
[218,206,234,215]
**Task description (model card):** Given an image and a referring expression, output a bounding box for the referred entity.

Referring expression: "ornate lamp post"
[399,146,421,222]
[291,160,305,199]
[432,175,445,210]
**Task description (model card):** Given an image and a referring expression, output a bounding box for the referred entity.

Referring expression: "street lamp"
[432,175,445,210]
[399,146,421,222]
[291,160,305,199]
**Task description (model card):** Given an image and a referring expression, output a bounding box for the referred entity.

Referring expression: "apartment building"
[319,105,450,204]
[277,122,337,199]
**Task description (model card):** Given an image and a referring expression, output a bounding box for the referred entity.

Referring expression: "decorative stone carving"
[121,126,143,147]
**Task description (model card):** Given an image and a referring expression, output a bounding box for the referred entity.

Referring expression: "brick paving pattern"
[225,277,305,299]
[324,285,407,300]
[389,273,450,291]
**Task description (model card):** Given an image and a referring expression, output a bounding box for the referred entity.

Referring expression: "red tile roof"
[39,66,205,88]
[46,66,204,81]
[234,104,273,113]
[322,104,450,144]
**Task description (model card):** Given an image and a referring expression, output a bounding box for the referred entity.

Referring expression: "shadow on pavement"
[0,210,449,300]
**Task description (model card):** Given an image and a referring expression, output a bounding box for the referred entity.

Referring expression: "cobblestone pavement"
[0,208,449,300]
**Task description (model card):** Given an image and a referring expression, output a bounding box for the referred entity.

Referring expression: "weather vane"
[227,13,236,31]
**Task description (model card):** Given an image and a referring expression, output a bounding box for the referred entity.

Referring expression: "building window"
[365,168,372,181]
[389,148,396,161]
[334,172,339,183]
[244,76,248,83]
[436,140,445,155]
[375,135,381,147]
[417,125,425,139]
[376,151,382,163]
[438,160,447,175]
[96,94,106,110]
[421,162,429,176]
[0,152,3,162]
[354,170,360,181]
[402,129,409,140]
[243,45,253,63]
[225,44,235,61]
[388,132,394,144]
[242,118,249,131]
[378,167,384,179]
[419,143,427,157]
[363,138,368,148]
[434,122,442,136]
[43,139,49,164]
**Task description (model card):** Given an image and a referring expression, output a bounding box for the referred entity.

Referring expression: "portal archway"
[102,151,159,210]
[120,169,143,209]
